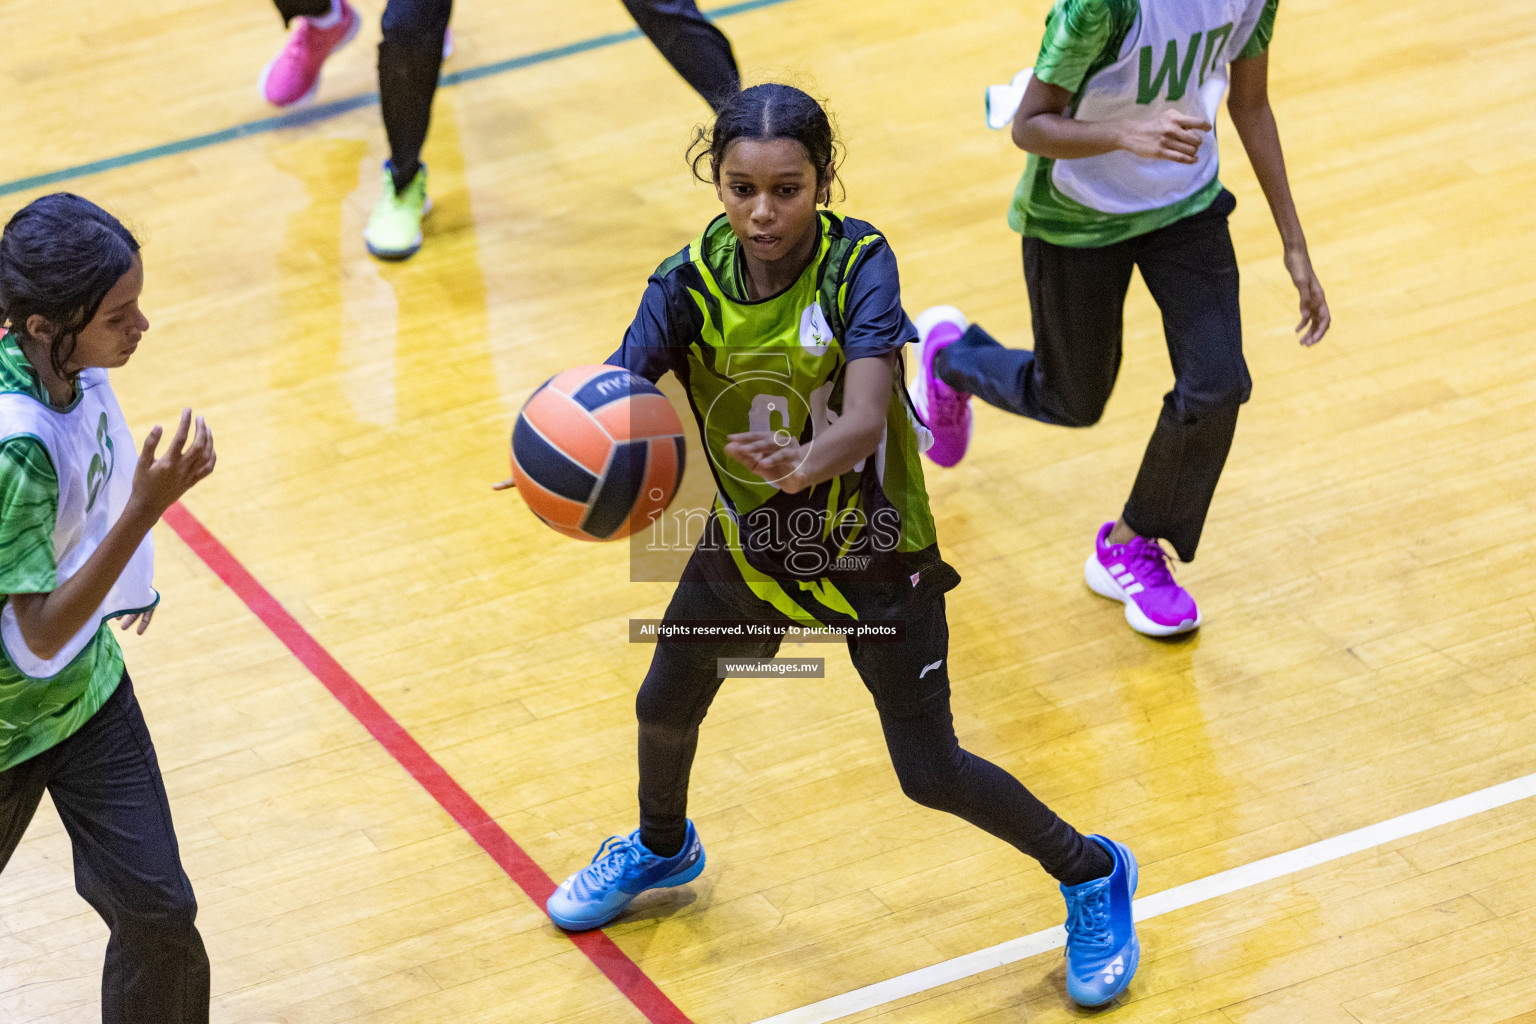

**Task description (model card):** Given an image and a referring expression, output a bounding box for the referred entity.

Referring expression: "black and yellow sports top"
[608,211,951,618]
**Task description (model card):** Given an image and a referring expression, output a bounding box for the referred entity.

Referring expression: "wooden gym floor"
[2,0,1535,1021]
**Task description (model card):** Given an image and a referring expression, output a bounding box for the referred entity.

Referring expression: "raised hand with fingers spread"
[129,408,218,520]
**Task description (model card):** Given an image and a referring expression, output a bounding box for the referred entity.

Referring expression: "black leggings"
[635,549,1111,887]
[936,189,1249,561]
[622,0,740,111]
[0,675,208,1024]
[274,0,740,191]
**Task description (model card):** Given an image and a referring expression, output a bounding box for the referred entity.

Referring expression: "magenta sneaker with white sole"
[910,306,973,467]
[1084,522,1201,636]
[259,0,361,109]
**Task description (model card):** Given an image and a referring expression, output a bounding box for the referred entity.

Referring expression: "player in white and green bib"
[0,194,216,1023]
[913,0,1331,638]
[539,84,1142,1009]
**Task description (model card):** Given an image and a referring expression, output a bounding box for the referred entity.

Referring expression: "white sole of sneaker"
[908,306,972,463]
[913,304,969,343]
[1084,554,1201,637]
[911,307,969,382]
[257,7,361,110]
[909,306,968,380]
[366,237,421,260]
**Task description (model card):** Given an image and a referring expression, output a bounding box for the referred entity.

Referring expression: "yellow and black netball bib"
[646,212,940,599]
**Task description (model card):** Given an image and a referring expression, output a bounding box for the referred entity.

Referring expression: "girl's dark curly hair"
[0,193,140,385]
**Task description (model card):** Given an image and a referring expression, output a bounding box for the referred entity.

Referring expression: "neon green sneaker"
[365,162,431,260]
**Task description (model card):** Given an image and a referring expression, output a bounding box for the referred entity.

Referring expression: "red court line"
[162,502,694,1024]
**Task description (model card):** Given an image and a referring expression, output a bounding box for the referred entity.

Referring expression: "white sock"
[305,0,343,30]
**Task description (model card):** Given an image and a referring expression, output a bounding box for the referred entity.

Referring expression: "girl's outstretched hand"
[129,409,216,518]
[1284,246,1331,347]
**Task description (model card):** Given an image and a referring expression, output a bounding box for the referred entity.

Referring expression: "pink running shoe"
[910,306,973,467]
[1084,522,1201,636]
[259,0,361,109]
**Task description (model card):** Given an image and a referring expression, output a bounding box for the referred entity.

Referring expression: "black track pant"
[936,189,1250,561]
[274,1,740,191]
[635,549,1111,887]
[0,675,209,1024]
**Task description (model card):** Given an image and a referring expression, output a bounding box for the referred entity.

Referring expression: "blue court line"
[0,0,795,199]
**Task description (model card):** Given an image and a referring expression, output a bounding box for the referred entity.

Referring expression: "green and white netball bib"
[0,368,157,678]
[1053,0,1273,213]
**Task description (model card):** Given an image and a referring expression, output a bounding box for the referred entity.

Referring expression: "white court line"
[751,770,1536,1024]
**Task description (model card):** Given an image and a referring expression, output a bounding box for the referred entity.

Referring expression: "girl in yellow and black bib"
[542,84,1140,1009]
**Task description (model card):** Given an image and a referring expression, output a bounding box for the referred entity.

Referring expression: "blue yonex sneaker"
[546,821,705,931]
[1060,834,1140,1007]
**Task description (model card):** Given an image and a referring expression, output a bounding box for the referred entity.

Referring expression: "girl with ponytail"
[535,85,1141,1009]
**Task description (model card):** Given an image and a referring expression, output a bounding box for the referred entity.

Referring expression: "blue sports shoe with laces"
[547,820,706,931]
[1060,834,1139,1007]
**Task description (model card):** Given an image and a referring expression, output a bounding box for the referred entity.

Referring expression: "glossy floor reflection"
[2,0,1535,1021]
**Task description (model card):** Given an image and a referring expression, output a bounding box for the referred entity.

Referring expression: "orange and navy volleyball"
[510,365,687,542]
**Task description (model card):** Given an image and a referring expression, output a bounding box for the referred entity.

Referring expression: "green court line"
[0,0,795,199]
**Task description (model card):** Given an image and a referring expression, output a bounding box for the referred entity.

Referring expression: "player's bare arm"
[1228,52,1331,346]
[1012,76,1210,164]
